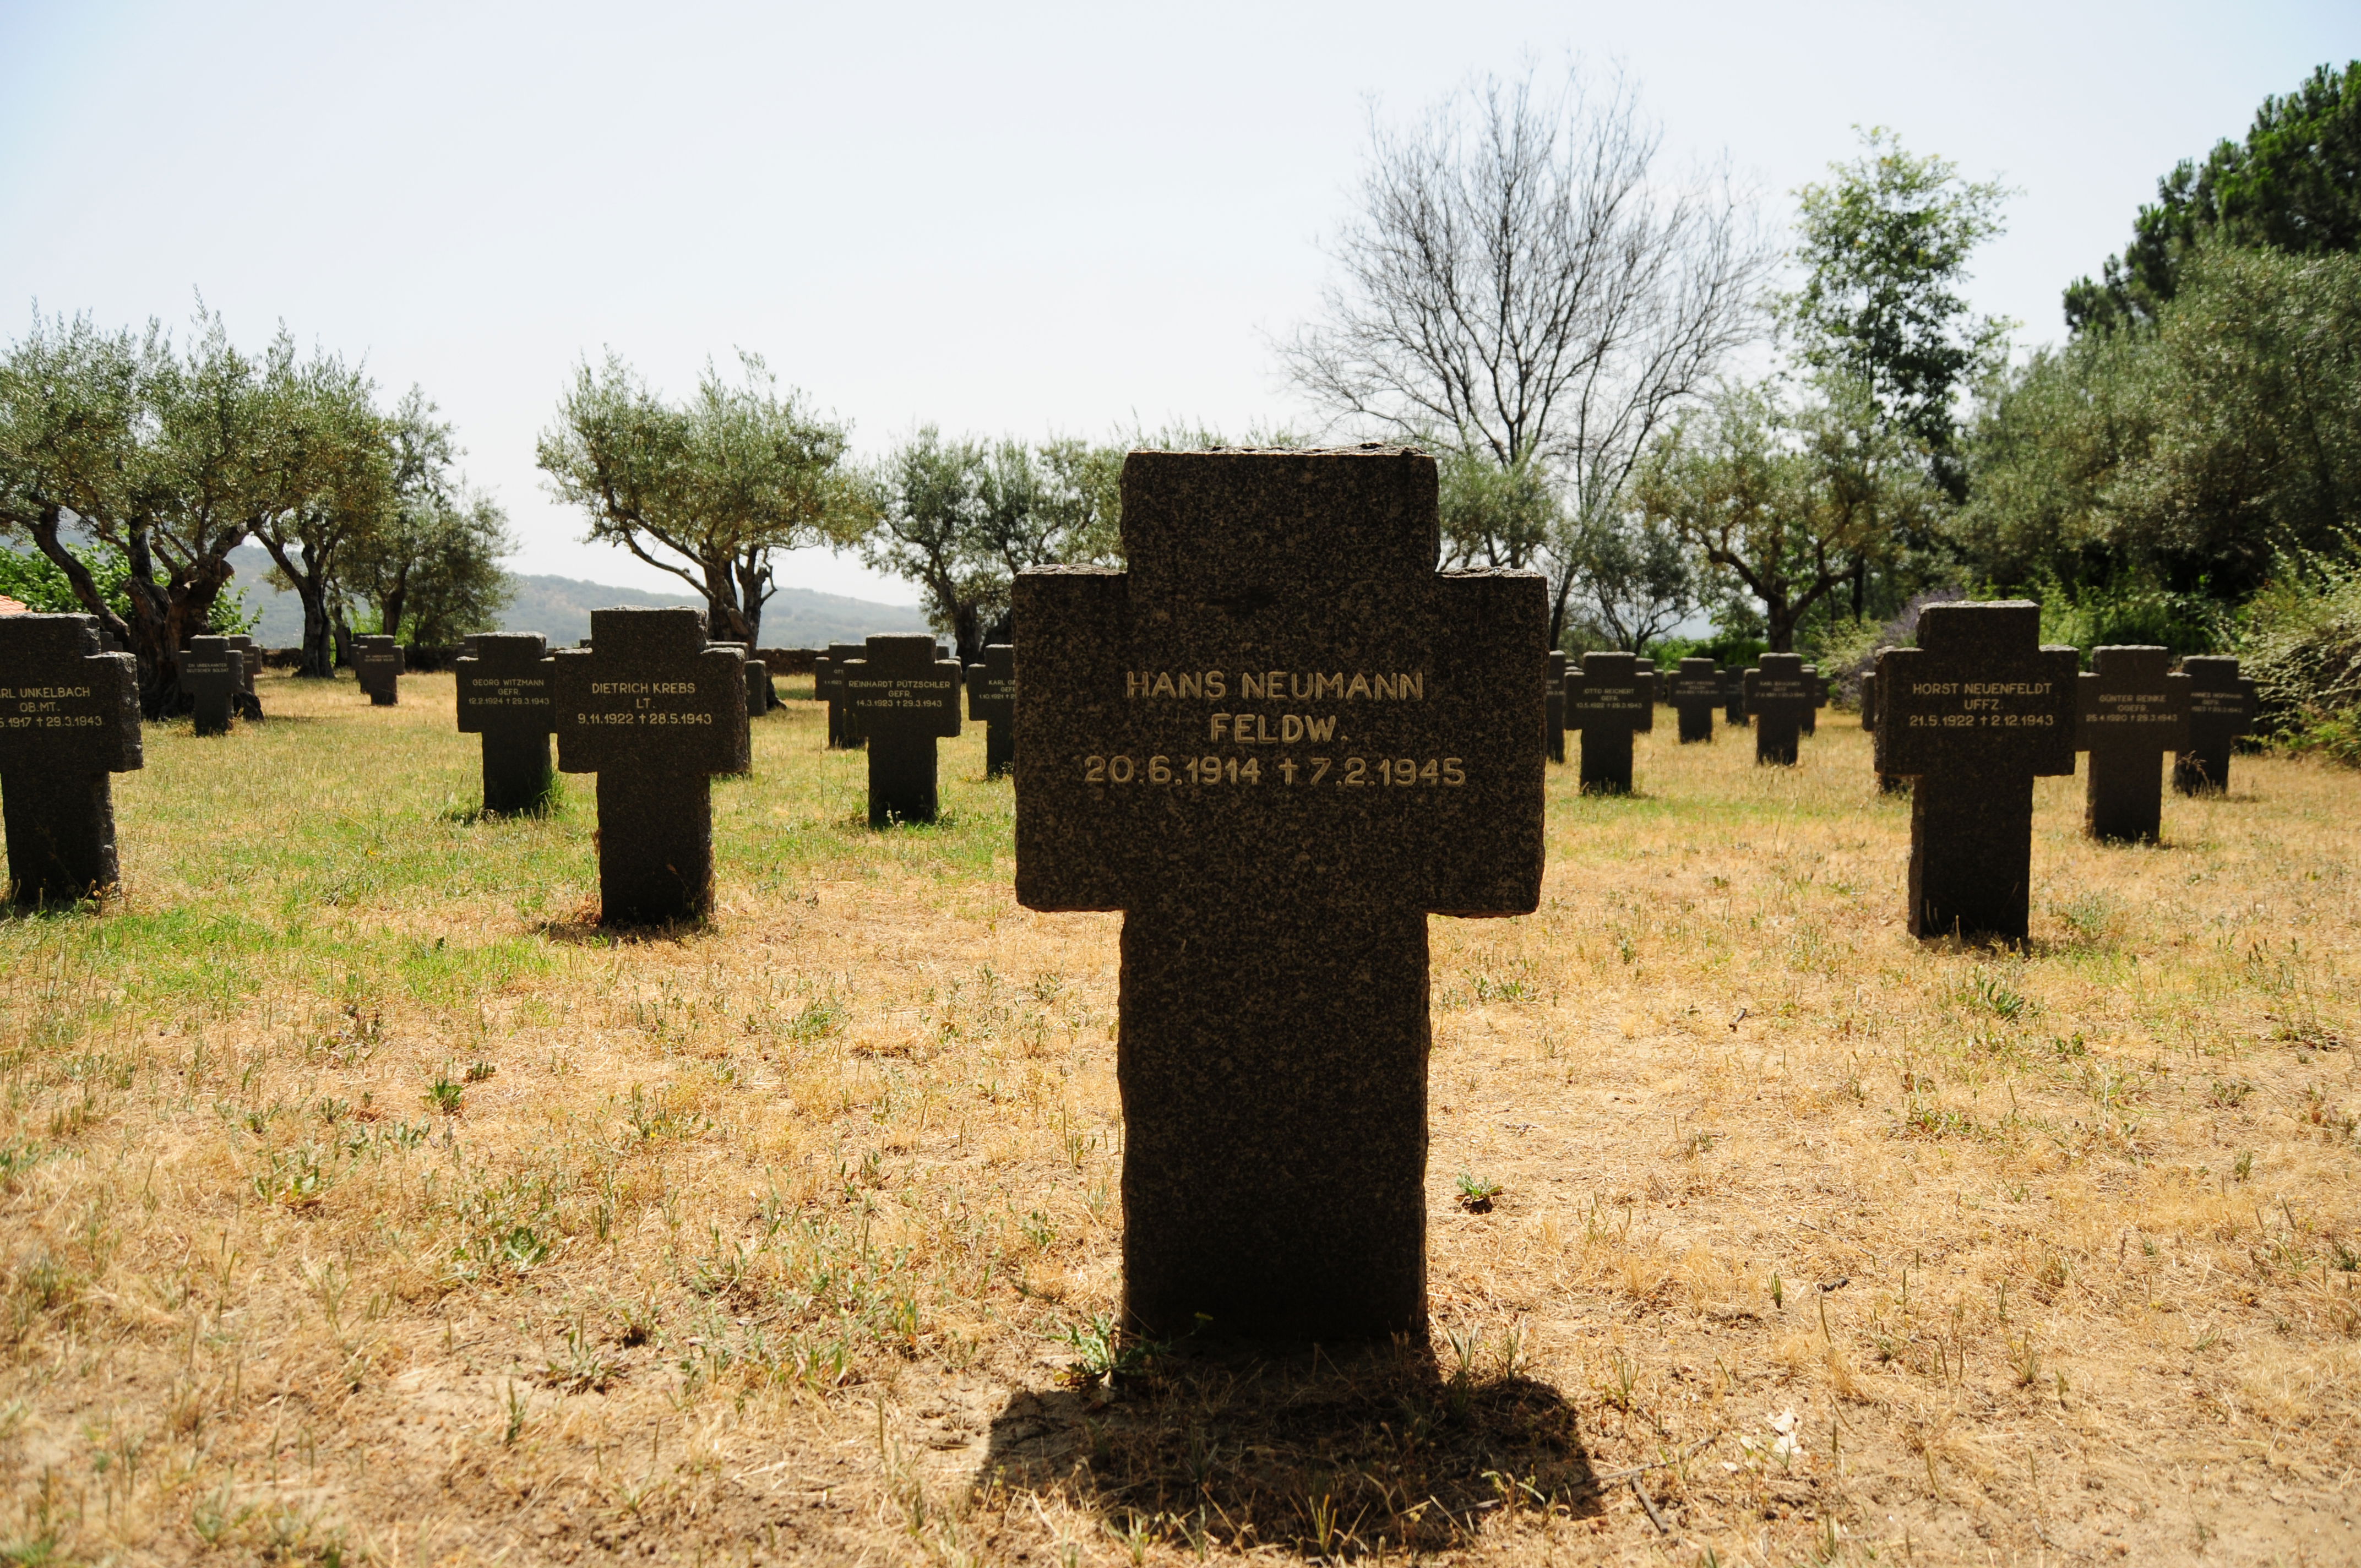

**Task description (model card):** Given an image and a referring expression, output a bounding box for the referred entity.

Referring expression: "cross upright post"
[1544,650,1566,764]
[2077,646,2189,843]
[842,634,962,825]
[817,641,867,750]
[1669,658,1720,743]
[354,635,402,706]
[552,609,750,923]
[1875,603,2078,941]
[1743,654,1813,765]
[2173,656,2257,795]
[0,615,143,903]
[224,635,264,719]
[456,633,558,814]
[184,636,243,736]
[1015,448,1544,1343]
[1565,651,1652,793]
[1860,661,1907,793]
[967,643,1015,777]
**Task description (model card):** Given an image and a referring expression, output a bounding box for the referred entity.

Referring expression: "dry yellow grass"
[0,668,2353,1565]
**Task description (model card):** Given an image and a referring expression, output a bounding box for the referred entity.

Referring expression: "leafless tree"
[1283,63,1775,645]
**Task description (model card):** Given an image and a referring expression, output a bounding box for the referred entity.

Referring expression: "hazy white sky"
[3,1,2353,607]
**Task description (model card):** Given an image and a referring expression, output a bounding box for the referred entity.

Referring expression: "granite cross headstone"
[2173,656,2257,796]
[1723,666,1748,726]
[1743,654,1814,765]
[225,634,264,720]
[1874,603,2078,941]
[184,636,242,736]
[843,634,962,824]
[967,642,1015,777]
[818,640,867,749]
[1544,650,1567,765]
[354,635,402,706]
[1566,651,1653,793]
[1860,662,1907,793]
[456,633,558,814]
[1669,657,1720,743]
[0,615,143,903]
[552,609,750,923]
[2077,645,2189,843]
[1014,447,1544,1342]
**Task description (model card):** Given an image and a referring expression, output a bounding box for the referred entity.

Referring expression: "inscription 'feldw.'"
[1015,448,1544,1343]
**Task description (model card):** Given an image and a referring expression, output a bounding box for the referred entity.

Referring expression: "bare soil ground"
[0,671,2353,1565]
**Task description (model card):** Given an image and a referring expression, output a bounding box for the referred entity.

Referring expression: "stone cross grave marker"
[843,635,961,824]
[0,615,143,903]
[1743,654,1814,765]
[1874,603,2078,941]
[967,643,1015,777]
[552,609,750,923]
[1860,660,1907,793]
[1722,666,1748,726]
[456,633,557,814]
[1014,447,1544,1342]
[185,635,243,736]
[2174,656,2257,796]
[745,658,773,716]
[1544,650,1567,764]
[225,635,263,719]
[1566,651,1654,792]
[817,641,868,749]
[354,635,402,705]
[2077,645,2189,843]
[1669,657,1720,743]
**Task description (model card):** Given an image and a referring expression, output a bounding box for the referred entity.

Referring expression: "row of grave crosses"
[0,452,2278,1362]
[450,618,976,921]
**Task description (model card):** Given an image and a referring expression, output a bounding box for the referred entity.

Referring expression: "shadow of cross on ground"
[976,1341,1604,1558]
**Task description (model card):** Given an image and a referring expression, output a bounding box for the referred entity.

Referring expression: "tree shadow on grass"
[978,1338,1602,1558]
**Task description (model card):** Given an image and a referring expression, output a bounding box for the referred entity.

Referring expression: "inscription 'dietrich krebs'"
[1902,678,2063,728]
[0,684,105,729]
[1091,666,1464,788]
[576,679,716,727]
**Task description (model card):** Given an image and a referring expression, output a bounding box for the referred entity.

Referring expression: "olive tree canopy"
[537,352,868,647]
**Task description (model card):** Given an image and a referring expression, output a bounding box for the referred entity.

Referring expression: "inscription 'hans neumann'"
[1127,669,1426,701]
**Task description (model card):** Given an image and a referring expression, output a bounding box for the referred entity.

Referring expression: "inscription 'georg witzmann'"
[1096,664,1458,787]
[1903,678,2062,728]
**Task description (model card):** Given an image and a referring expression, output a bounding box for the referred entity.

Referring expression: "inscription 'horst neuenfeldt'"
[1901,678,2064,729]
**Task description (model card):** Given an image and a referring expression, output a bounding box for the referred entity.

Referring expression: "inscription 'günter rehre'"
[1015,447,1544,1342]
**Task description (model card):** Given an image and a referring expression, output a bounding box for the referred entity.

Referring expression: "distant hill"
[221,546,930,649]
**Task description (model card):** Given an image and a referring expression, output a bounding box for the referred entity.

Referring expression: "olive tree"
[537,352,867,646]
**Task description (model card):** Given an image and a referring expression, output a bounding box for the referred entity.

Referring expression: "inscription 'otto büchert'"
[1099,664,1457,786]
